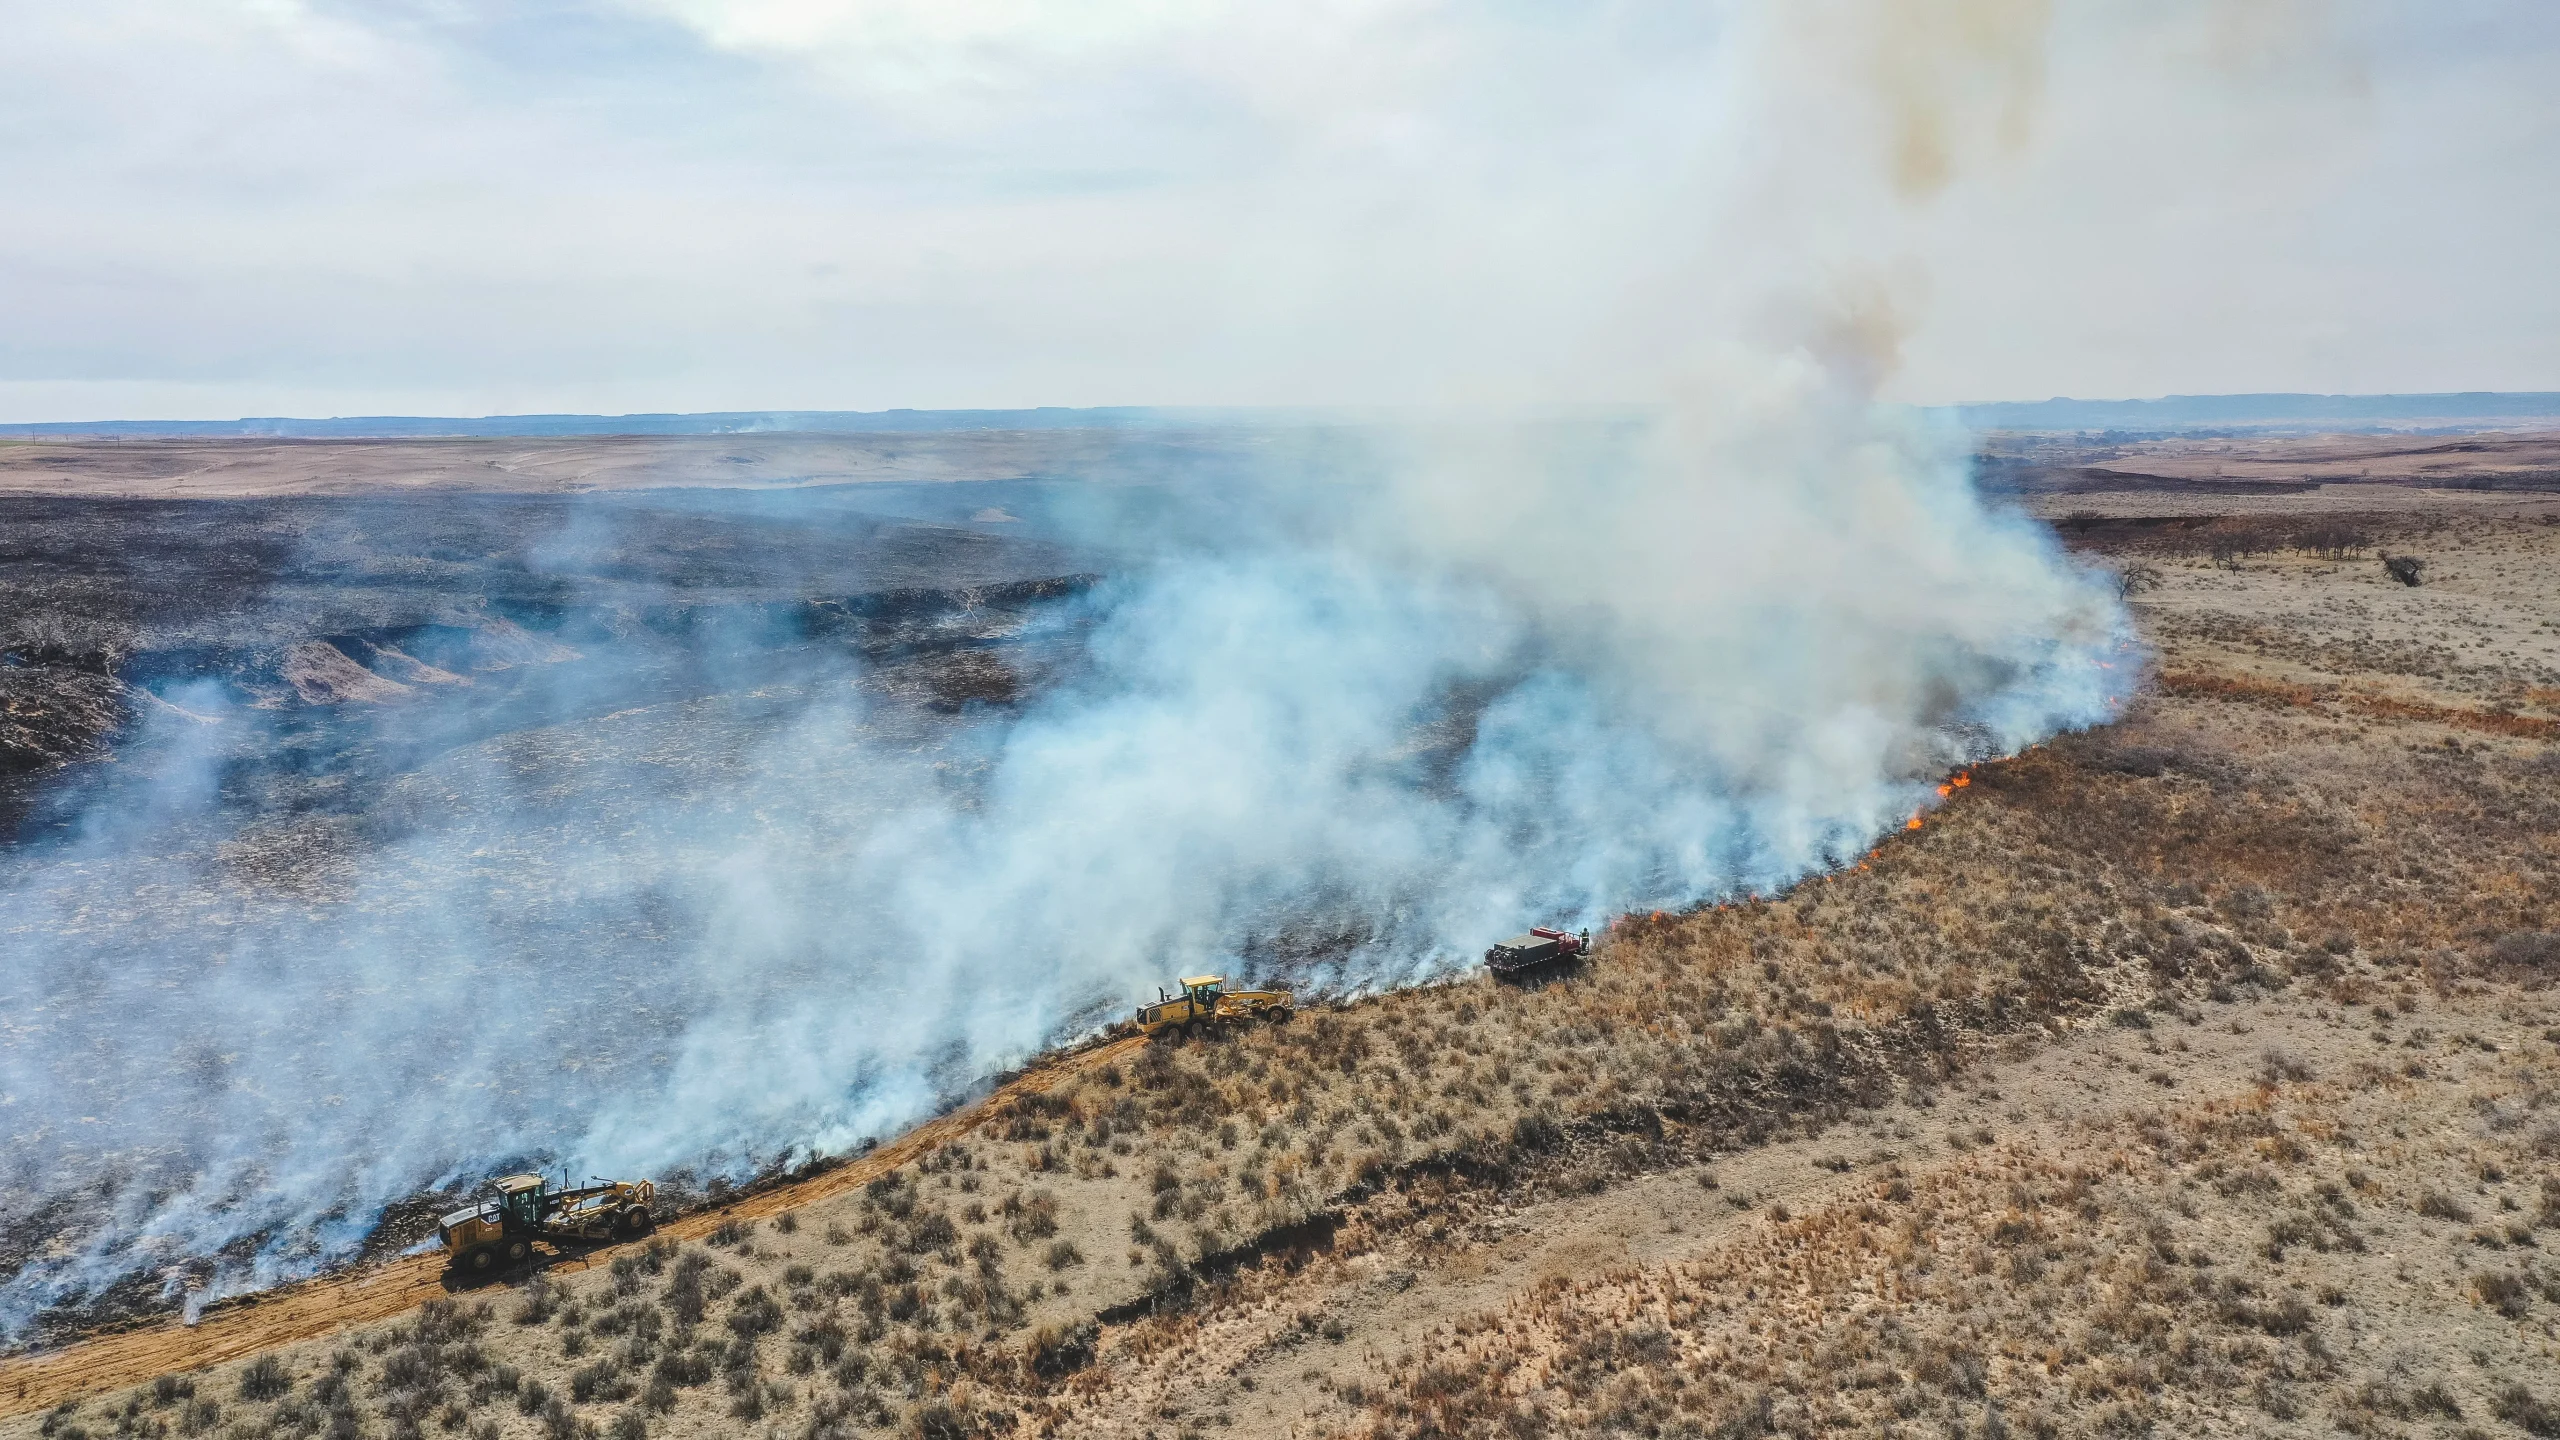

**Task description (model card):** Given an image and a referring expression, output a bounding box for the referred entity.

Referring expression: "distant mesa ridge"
[0,407,1268,440]
[4,394,2558,439]
[1952,391,2560,431]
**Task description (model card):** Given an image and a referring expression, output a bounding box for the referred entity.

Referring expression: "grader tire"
[503,1238,532,1267]
[458,1246,497,1278]
[618,1206,654,1239]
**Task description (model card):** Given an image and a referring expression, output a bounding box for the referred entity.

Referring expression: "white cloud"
[0,0,2553,419]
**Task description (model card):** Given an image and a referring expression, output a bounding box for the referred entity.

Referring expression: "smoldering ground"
[0,403,2131,1338]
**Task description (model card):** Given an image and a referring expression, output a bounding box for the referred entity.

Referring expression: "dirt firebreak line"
[0,1036,1148,1421]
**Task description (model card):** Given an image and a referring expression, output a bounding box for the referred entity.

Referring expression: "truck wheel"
[618,1207,654,1238]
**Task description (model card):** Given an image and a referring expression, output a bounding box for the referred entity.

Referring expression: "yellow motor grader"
[1135,974,1293,1038]
[438,1171,656,1277]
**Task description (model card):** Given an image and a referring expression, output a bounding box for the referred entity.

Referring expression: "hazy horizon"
[8,390,2560,439]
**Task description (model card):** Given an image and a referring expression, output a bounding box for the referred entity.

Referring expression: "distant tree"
[2296,520,2372,559]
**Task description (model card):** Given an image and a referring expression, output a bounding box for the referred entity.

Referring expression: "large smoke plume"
[0,0,2133,1334]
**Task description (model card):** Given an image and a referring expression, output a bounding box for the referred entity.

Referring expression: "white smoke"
[0,0,2139,1334]
[584,367,2135,1189]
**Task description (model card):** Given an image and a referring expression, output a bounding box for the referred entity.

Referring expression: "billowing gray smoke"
[0,389,2129,1335]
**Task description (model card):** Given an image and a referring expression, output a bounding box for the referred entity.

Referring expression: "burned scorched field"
[0,482,1098,817]
[0,474,1121,1339]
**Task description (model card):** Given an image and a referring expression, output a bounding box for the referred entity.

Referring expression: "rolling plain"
[3,427,2557,1440]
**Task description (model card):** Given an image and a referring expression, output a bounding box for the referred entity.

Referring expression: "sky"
[2,0,2555,422]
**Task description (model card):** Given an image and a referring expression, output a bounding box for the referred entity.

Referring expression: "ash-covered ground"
[0,475,1124,1336]
[0,480,1100,809]
[0,447,1525,1338]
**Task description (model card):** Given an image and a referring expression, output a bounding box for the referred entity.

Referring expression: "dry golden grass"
[1332,1027,2560,1439]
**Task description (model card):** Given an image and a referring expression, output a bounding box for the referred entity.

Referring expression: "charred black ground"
[0,482,1109,834]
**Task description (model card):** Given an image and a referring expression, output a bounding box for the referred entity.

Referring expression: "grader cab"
[1135,974,1293,1037]
[439,1171,655,1277]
